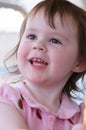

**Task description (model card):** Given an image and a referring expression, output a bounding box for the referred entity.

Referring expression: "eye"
[27,34,37,40]
[49,38,61,45]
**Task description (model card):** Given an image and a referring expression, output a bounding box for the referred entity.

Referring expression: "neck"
[25,80,63,113]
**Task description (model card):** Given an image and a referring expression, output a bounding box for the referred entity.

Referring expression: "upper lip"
[28,57,48,65]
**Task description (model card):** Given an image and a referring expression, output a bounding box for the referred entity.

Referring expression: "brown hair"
[4,0,86,98]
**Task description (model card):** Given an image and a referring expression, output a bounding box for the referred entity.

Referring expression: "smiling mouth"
[29,58,48,66]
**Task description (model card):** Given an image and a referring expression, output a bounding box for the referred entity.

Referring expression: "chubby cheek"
[50,49,78,72]
[17,43,29,66]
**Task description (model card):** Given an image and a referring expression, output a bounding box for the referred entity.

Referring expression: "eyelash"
[27,34,37,40]
[26,34,62,45]
[49,38,61,45]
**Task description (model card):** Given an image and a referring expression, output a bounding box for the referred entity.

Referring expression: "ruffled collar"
[16,82,82,123]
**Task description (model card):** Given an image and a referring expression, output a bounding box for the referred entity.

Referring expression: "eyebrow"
[25,27,38,32]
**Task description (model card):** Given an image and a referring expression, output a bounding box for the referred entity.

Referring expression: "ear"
[72,60,86,73]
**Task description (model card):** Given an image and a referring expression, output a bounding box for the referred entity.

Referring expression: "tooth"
[30,58,48,65]
[33,58,36,61]
[38,59,41,62]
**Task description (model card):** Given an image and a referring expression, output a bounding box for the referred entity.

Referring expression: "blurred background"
[0,0,86,103]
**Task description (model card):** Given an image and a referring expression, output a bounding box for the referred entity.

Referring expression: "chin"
[27,77,44,84]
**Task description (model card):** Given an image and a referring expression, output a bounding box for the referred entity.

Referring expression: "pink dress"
[0,82,83,130]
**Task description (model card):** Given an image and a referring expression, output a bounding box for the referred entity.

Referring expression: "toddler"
[0,0,86,129]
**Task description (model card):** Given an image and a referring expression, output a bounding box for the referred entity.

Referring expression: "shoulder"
[0,82,28,129]
[0,82,23,108]
[0,102,28,129]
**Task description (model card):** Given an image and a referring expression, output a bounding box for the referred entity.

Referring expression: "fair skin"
[0,103,28,129]
[0,8,85,130]
[17,9,80,112]
[17,9,86,129]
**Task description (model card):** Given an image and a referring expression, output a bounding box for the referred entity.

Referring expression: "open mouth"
[29,58,48,66]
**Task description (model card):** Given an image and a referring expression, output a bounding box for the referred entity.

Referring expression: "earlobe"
[73,61,86,73]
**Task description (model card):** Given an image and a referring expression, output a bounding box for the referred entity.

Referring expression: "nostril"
[32,45,47,52]
[32,46,44,51]
[38,48,44,51]
[33,47,37,49]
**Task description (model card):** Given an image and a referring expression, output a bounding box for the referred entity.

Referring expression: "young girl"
[0,0,86,129]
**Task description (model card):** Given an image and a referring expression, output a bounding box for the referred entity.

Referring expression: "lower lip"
[30,63,46,70]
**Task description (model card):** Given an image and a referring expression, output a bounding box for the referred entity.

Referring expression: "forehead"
[26,8,77,26]
[27,10,77,35]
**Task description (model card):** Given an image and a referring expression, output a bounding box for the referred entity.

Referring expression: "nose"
[32,43,47,52]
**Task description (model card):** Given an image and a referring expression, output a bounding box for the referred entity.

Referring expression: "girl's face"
[17,9,79,88]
